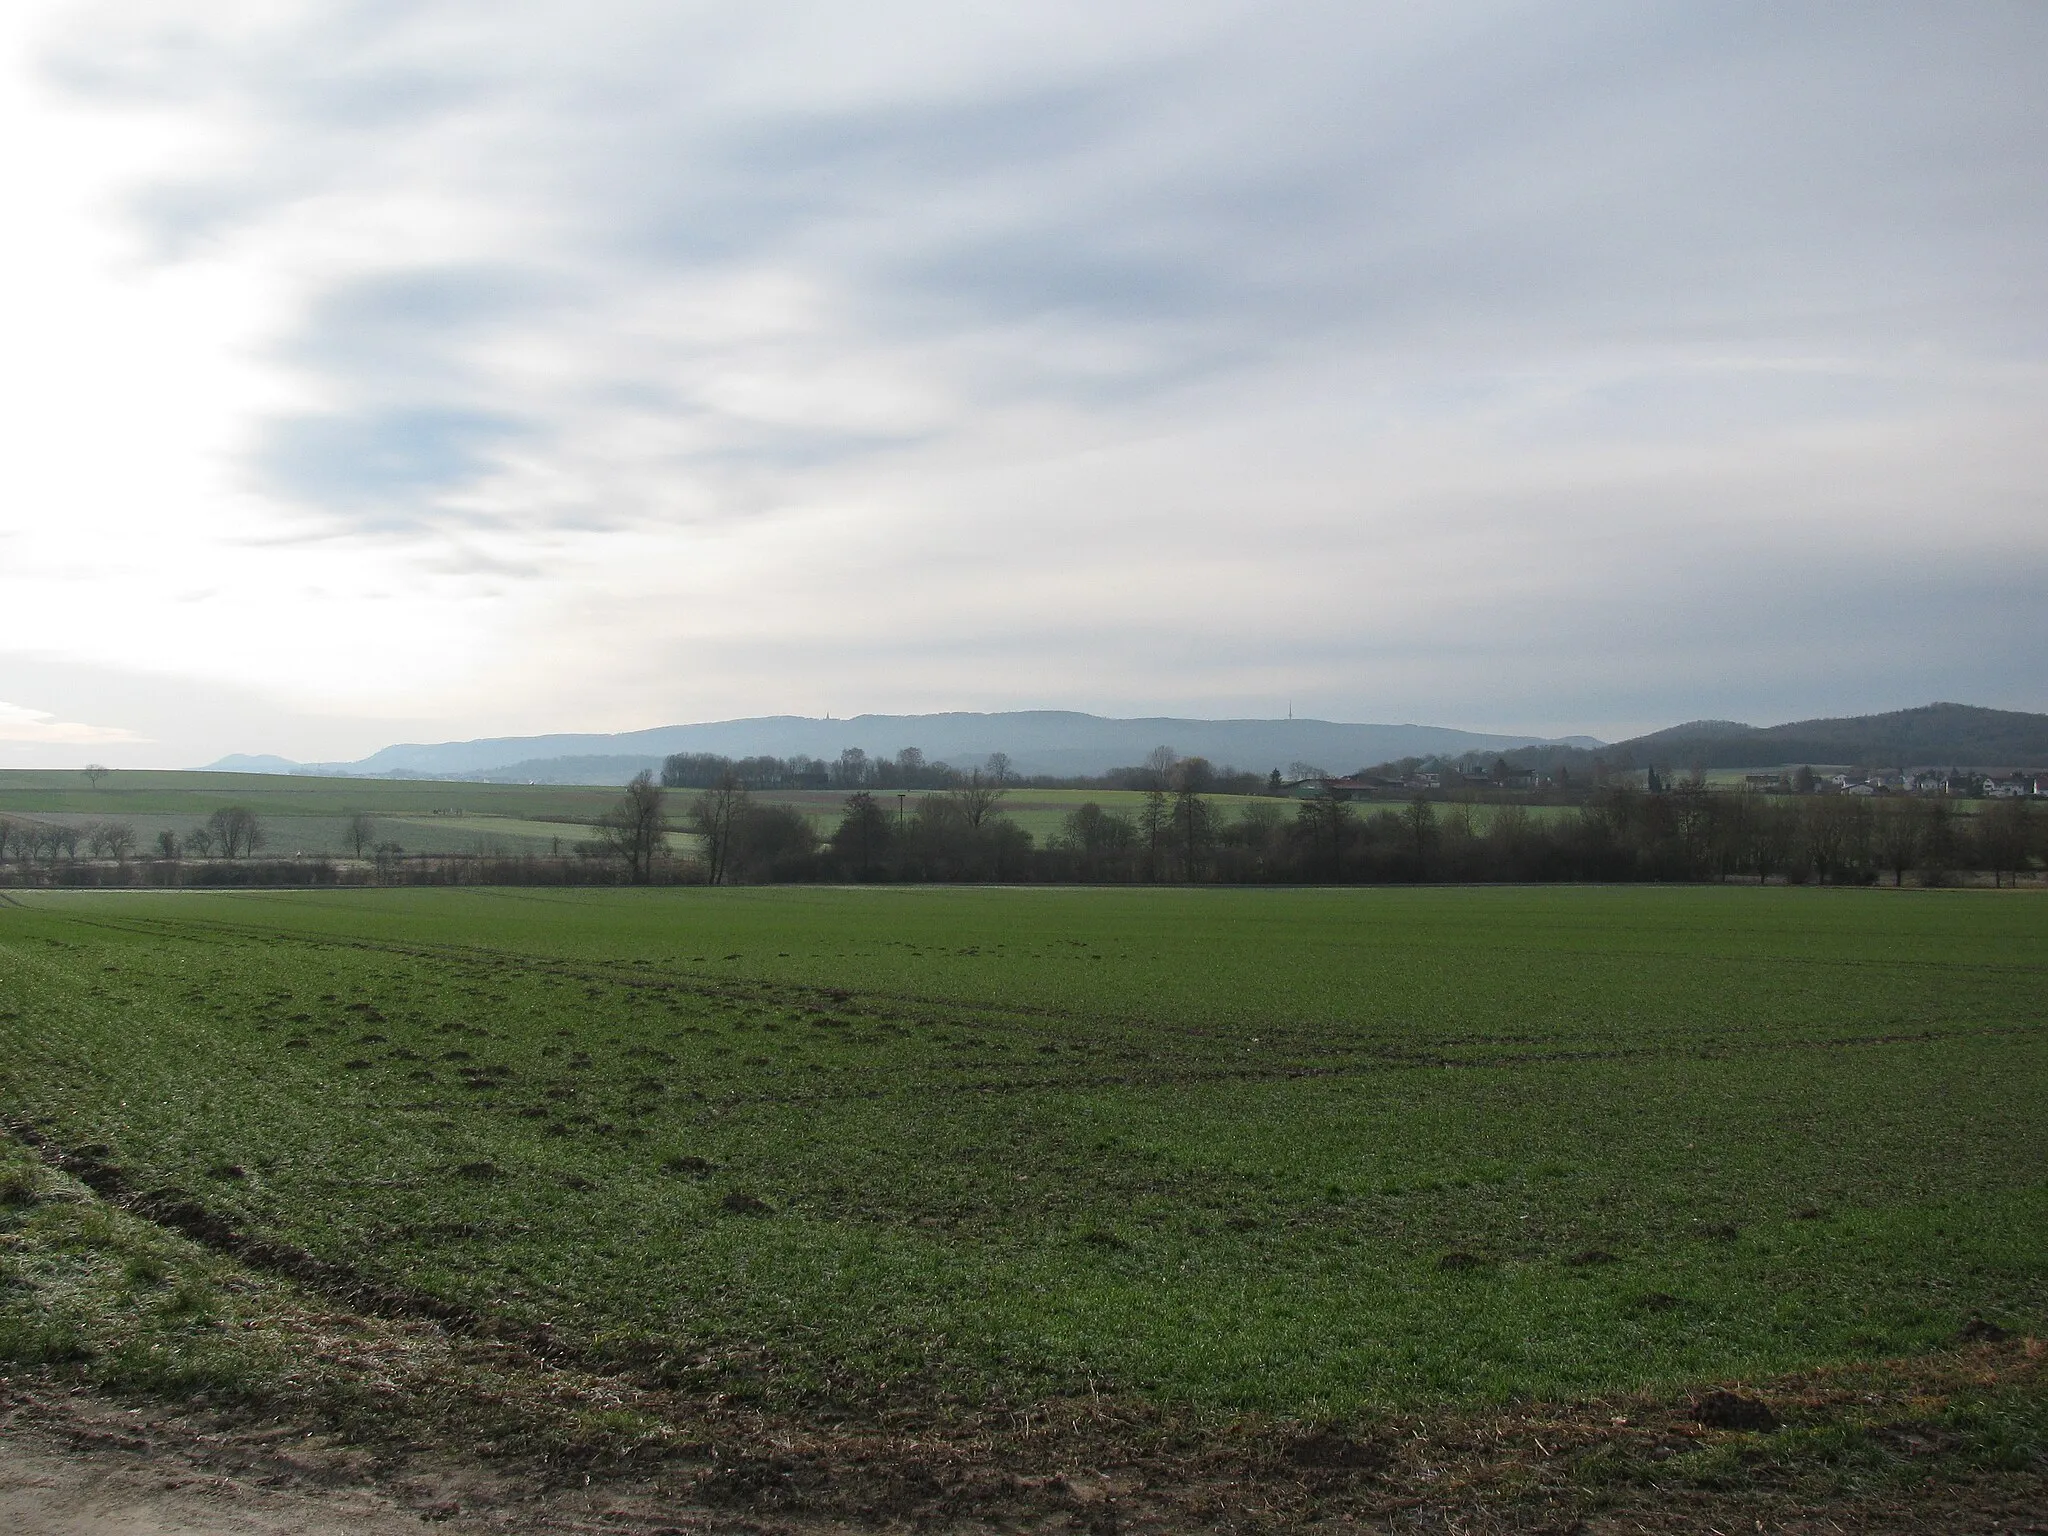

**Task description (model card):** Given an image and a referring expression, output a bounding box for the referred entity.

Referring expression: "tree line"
[0,805,269,869]
[8,763,2037,889]
[661,746,1271,796]
[603,754,2045,888]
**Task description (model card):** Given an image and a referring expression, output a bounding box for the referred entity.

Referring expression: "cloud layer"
[3,1,2044,762]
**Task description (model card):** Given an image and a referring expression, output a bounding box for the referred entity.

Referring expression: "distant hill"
[205,711,1602,783]
[206,754,304,775]
[1610,703,2048,769]
[470,754,667,785]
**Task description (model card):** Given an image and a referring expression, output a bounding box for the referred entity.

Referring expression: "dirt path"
[0,1435,445,1535]
[0,1381,524,1536]
[8,1393,2048,1536]
[0,1384,779,1536]
[0,1425,475,1535]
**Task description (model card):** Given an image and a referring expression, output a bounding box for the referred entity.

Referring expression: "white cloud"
[0,701,146,746]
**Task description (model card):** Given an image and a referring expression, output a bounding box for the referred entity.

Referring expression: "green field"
[3,885,2043,1428]
[0,771,615,858]
[0,769,622,820]
[0,769,1293,856]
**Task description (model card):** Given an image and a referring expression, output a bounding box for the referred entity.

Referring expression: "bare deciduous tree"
[1234,799,1284,852]
[32,825,81,864]
[1058,802,1138,863]
[85,821,136,861]
[206,806,263,859]
[1980,796,2035,888]
[345,813,376,860]
[83,763,108,790]
[1136,746,1177,880]
[1403,796,1438,868]
[1873,799,1922,887]
[593,771,669,883]
[690,770,750,885]
[1294,786,1353,879]
[950,768,1008,829]
[1170,756,1216,880]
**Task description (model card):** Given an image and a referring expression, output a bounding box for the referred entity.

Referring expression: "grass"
[0,768,624,820]
[0,769,1296,855]
[1,884,2042,1427]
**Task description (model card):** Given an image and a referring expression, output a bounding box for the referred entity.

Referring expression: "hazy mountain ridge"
[204,703,2048,784]
[207,711,1600,782]
[1608,702,2048,769]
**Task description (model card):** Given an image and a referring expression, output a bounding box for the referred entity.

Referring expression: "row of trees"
[825,782,2040,886]
[12,772,2037,889]
[586,761,2043,887]
[0,806,269,866]
[600,767,1021,884]
[661,746,1009,793]
[660,746,1278,796]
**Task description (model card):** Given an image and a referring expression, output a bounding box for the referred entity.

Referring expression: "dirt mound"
[1692,1390,1778,1432]
[1284,1427,1387,1471]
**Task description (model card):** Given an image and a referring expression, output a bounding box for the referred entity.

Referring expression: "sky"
[2,1,2044,768]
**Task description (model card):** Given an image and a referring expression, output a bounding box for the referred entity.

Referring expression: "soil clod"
[1285,1428,1387,1471]
[1692,1389,1778,1431]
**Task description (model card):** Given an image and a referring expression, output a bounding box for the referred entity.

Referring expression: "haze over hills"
[1605,703,2048,770]
[202,702,2048,785]
[208,712,1603,784]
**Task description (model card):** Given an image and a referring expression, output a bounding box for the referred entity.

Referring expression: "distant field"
[0,770,1296,855]
[0,769,619,822]
[3,884,2041,1421]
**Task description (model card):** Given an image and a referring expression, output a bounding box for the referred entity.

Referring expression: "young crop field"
[0,768,1302,859]
[2,885,2043,1526]
[0,770,619,859]
[0,768,625,821]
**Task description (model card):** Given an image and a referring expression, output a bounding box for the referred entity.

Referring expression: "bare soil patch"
[5,1338,2045,1536]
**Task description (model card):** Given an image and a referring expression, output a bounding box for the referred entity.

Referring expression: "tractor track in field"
[36,910,2045,1117]
[3,1120,503,1343]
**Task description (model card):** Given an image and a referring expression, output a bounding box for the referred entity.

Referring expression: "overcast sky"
[2,2,2043,767]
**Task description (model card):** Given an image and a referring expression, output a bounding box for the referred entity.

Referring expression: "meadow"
[0,769,1290,858]
[2,884,2042,1431]
[0,770,618,858]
